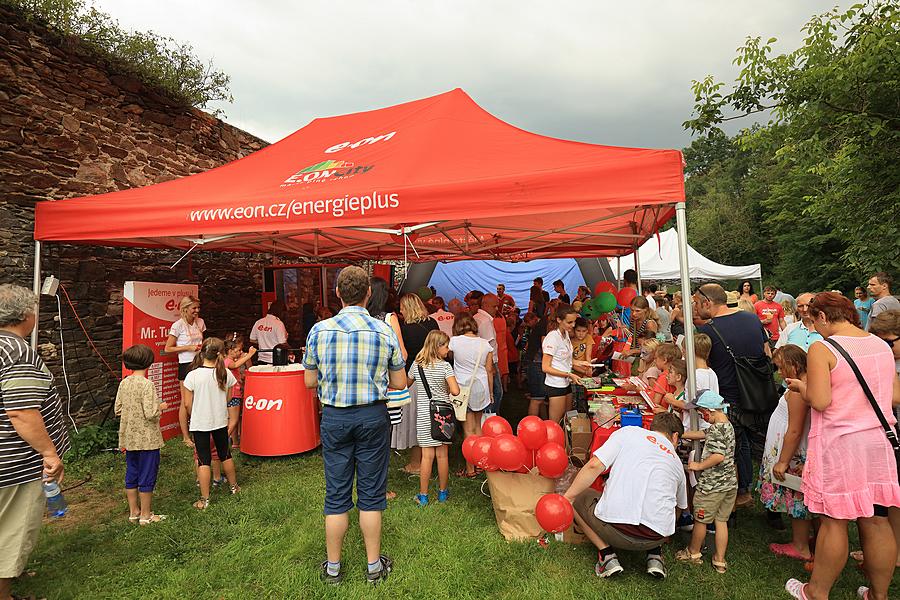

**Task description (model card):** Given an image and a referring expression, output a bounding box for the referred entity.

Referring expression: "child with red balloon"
[560,413,688,579]
[407,331,460,506]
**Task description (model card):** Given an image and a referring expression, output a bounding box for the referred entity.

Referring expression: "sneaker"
[437,489,450,503]
[320,561,343,585]
[677,512,694,532]
[365,555,393,585]
[594,556,624,578]
[646,555,667,579]
[414,493,428,507]
[707,521,717,534]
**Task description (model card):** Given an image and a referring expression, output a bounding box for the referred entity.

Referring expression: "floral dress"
[756,391,811,519]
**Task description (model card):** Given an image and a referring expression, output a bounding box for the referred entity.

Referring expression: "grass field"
[15,388,891,600]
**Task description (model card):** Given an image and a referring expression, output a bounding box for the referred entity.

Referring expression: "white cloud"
[93,0,844,148]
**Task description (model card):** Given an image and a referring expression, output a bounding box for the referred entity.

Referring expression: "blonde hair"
[655,342,683,363]
[415,330,450,367]
[693,333,712,361]
[399,293,429,323]
[179,295,200,321]
[737,299,755,313]
[640,338,661,354]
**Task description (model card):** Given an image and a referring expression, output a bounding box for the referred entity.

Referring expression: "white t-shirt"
[169,318,206,364]
[448,335,492,411]
[430,309,455,337]
[474,309,498,363]
[593,426,688,537]
[542,328,573,388]
[645,294,657,310]
[249,314,288,363]
[184,366,237,432]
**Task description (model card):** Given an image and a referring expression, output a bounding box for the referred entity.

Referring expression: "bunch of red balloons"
[461,415,570,478]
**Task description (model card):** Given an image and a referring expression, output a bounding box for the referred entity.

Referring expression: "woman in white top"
[449,313,494,478]
[542,304,589,423]
[165,295,205,447]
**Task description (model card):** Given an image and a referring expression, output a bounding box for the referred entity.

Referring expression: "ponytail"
[197,337,228,391]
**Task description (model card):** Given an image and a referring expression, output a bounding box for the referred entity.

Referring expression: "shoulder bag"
[448,343,484,421]
[384,312,410,425]
[824,338,900,483]
[418,364,456,442]
[707,319,779,414]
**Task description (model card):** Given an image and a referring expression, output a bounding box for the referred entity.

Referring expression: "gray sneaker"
[646,556,667,579]
[594,556,624,578]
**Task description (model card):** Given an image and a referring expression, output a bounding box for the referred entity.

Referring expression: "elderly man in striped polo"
[0,284,69,600]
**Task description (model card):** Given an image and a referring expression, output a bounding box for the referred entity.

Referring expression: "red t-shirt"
[652,369,674,409]
[754,300,785,341]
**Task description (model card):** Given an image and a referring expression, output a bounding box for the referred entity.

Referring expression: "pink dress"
[801,335,900,519]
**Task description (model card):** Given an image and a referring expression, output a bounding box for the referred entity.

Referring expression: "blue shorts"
[320,403,391,515]
[526,361,547,399]
[125,449,161,493]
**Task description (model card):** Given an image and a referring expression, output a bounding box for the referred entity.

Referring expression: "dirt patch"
[43,481,123,531]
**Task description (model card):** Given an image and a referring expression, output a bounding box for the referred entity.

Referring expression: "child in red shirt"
[651,342,683,412]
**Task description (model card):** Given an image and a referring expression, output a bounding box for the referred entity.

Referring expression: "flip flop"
[770,542,813,561]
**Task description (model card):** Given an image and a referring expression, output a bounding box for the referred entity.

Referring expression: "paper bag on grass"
[485,470,555,541]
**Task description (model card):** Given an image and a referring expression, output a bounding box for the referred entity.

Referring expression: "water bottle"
[42,479,68,518]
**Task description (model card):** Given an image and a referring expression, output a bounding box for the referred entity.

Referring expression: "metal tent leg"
[675,205,698,433]
[31,240,41,350]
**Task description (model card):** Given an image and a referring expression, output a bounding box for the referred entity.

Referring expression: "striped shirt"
[0,331,70,488]
[303,306,404,408]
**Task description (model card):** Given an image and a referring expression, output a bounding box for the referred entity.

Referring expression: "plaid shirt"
[303,306,404,407]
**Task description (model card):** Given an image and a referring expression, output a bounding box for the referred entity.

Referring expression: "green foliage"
[684,1,900,283]
[6,0,232,111]
[66,421,119,461]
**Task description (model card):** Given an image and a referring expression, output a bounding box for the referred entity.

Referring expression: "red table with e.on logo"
[240,369,320,456]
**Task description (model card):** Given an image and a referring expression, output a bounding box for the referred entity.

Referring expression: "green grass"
[16,389,892,600]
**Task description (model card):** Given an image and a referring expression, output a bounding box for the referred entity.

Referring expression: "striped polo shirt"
[0,331,70,488]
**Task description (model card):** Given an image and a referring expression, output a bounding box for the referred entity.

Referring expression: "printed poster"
[123,282,198,440]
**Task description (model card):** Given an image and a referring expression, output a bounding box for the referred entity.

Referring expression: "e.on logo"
[244,395,283,412]
[325,131,396,154]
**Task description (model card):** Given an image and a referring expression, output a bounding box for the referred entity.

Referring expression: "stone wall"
[0,4,272,422]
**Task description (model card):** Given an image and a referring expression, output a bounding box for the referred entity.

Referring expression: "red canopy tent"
[34,88,684,262]
[30,87,703,413]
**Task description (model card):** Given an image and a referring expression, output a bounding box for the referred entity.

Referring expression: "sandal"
[455,468,478,478]
[770,542,813,561]
[711,558,728,574]
[139,513,168,525]
[193,497,209,510]
[230,484,240,495]
[128,515,140,524]
[674,548,703,564]
[785,579,810,599]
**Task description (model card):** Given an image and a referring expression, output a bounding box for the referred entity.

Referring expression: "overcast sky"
[94,0,843,149]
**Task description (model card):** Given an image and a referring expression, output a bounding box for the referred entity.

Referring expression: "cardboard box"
[568,414,592,462]
[554,523,587,545]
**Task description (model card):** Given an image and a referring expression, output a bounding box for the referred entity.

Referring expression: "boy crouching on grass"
[676,390,737,574]
[115,344,167,525]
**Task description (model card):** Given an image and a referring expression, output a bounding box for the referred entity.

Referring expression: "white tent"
[610,228,761,281]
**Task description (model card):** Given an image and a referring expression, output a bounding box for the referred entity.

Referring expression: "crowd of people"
[0,266,898,597]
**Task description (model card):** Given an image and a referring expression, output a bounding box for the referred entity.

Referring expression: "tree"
[684,1,900,281]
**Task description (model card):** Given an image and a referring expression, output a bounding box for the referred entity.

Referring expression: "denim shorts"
[320,403,391,515]
[526,361,547,399]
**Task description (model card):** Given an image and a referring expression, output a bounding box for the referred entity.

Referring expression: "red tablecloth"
[585,387,653,492]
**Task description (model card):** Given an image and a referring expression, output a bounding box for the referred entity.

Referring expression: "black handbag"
[824,338,900,483]
[418,364,456,443]
[707,320,779,415]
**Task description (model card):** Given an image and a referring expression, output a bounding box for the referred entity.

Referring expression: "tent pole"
[634,243,642,294]
[616,256,621,287]
[675,206,699,436]
[31,240,41,350]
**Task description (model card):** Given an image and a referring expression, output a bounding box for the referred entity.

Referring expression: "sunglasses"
[693,288,711,302]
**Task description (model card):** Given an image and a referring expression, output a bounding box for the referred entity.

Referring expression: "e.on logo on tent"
[324,131,396,154]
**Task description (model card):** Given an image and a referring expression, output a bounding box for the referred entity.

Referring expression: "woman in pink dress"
[784,292,900,600]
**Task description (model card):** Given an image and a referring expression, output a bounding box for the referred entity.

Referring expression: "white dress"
[757,391,810,518]
[449,335,492,412]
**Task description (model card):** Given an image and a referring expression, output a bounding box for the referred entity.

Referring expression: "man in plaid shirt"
[304,266,405,586]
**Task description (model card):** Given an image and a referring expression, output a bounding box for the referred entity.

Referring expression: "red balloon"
[544,421,565,447]
[522,449,536,472]
[483,415,513,438]
[536,442,569,479]
[489,434,529,472]
[594,281,618,297]
[470,436,494,470]
[535,493,574,533]
[617,287,638,307]
[517,416,548,450]
[462,435,481,464]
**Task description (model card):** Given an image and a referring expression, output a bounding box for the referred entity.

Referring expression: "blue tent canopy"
[428,259,586,309]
